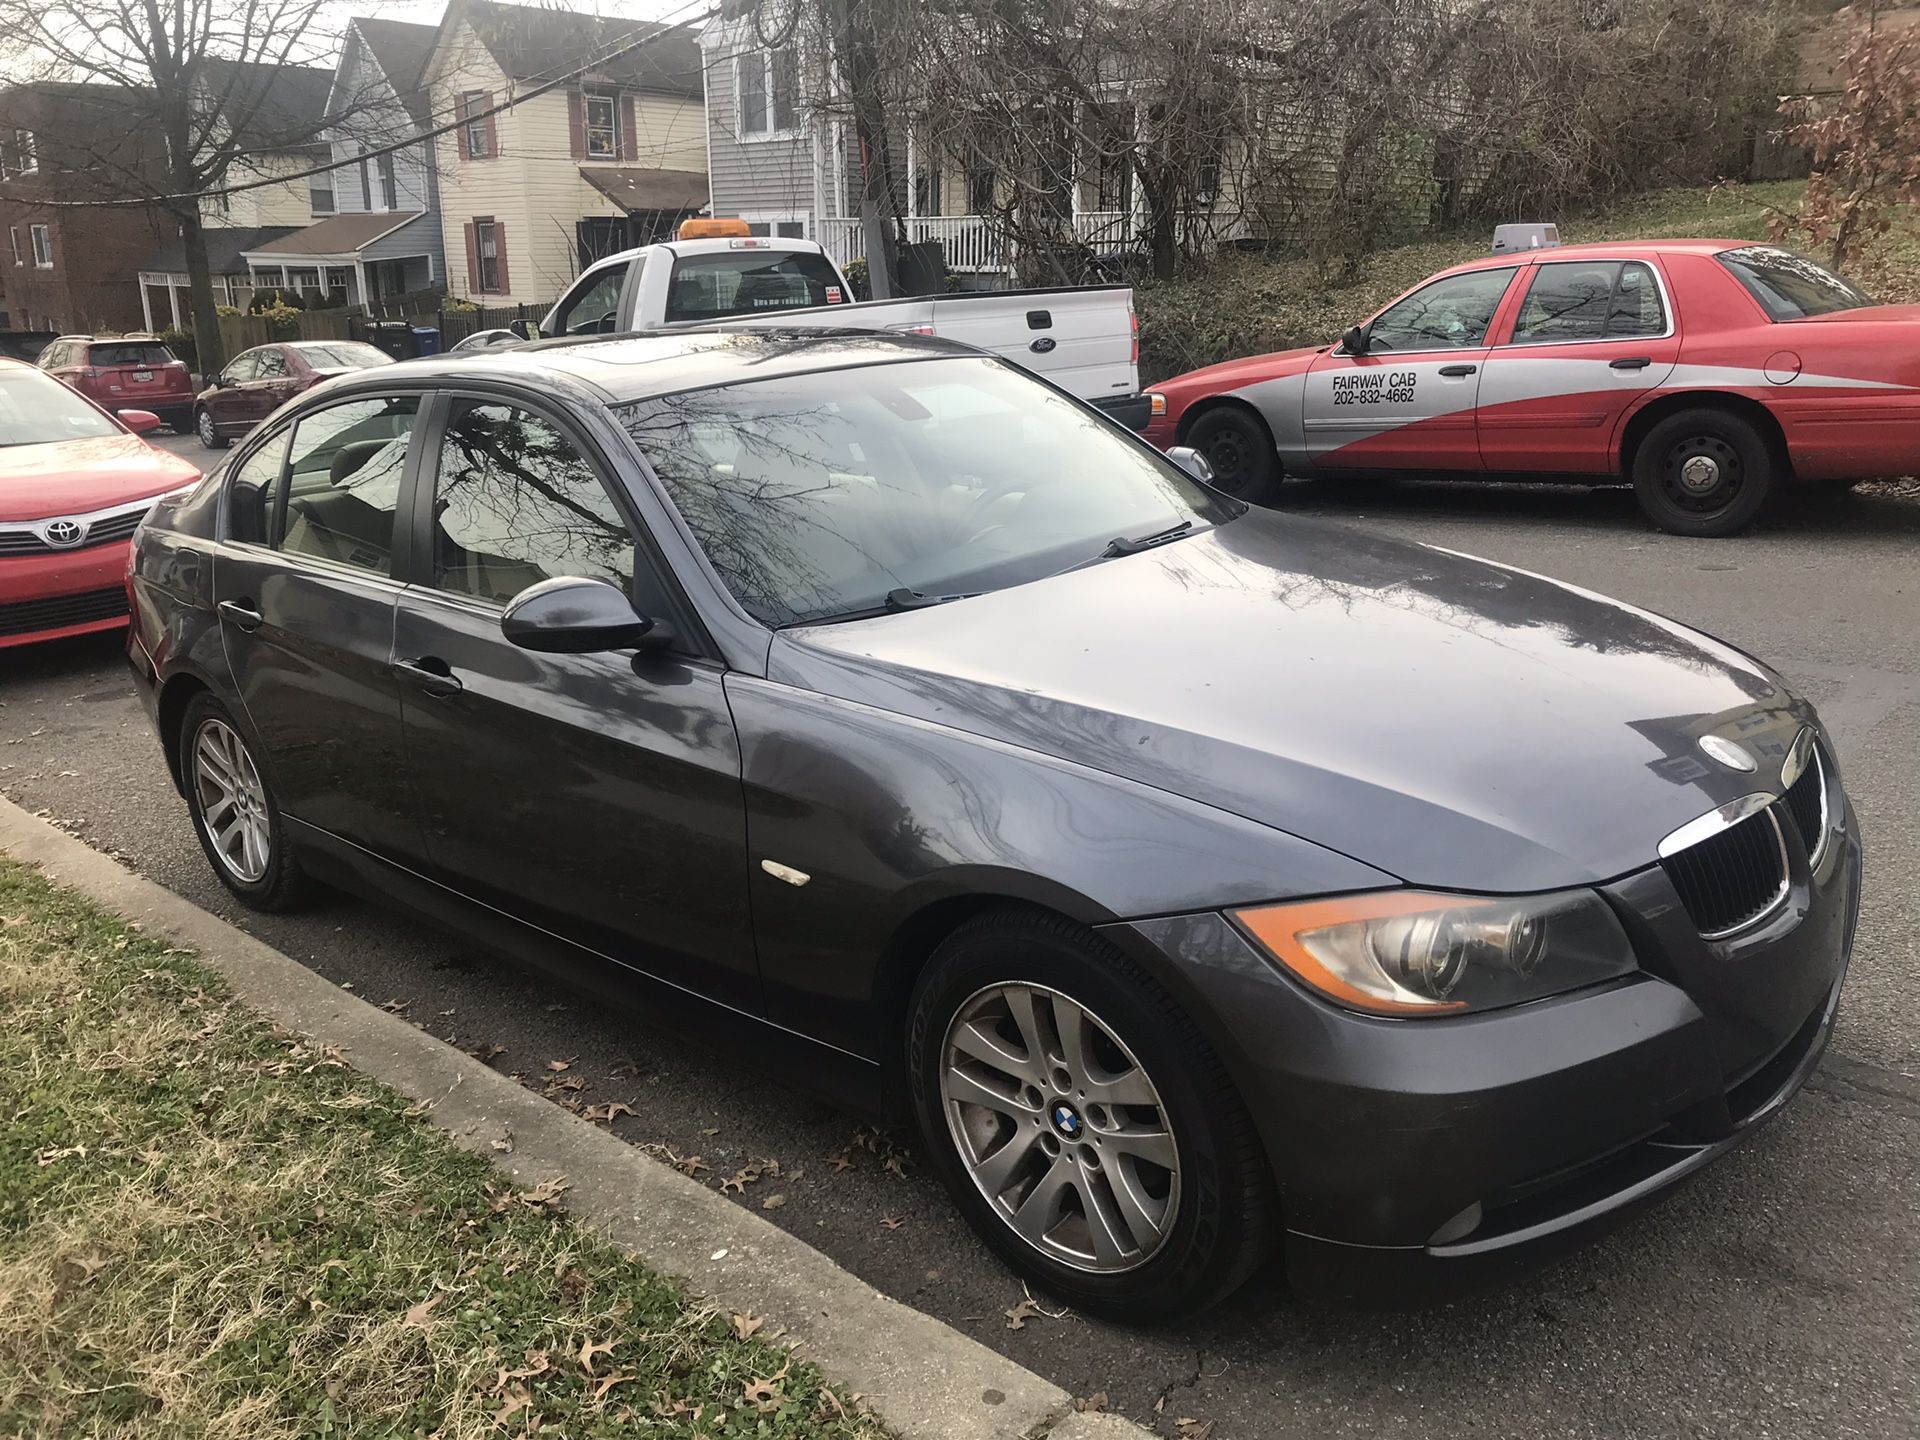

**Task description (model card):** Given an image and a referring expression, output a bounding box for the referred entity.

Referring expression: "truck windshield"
[0,369,121,448]
[617,355,1239,627]
[1716,246,1873,320]
[664,250,847,323]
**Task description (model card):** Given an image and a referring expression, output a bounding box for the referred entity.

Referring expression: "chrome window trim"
[1494,258,1677,348]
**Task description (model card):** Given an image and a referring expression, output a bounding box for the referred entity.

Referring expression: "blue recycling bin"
[411,326,441,356]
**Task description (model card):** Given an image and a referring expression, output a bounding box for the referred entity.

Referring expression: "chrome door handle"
[217,599,263,631]
[392,657,463,697]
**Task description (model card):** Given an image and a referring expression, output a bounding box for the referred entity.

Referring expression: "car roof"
[375,327,978,405]
[1440,238,1749,277]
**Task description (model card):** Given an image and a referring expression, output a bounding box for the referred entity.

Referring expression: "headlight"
[1232,889,1636,1017]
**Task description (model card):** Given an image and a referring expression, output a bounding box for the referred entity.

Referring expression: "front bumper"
[0,542,133,649]
[1090,393,1154,432]
[1112,807,1861,1302]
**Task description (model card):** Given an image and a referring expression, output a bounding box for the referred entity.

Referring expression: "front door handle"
[217,598,263,631]
[1610,356,1653,370]
[393,656,463,698]
[1438,363,1477,377]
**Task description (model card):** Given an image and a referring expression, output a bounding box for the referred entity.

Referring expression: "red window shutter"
[464,221,480,293]
[620,94,638,162]
[484,99,498,160]
[567,89,585,159]
[494,223,510,296]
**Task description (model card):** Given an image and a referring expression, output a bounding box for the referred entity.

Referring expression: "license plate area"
[132,370,153,383]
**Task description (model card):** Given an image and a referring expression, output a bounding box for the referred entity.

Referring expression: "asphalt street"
[4,432,1916,1438]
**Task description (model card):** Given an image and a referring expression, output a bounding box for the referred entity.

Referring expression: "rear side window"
[1509,261,1666,343]
[88,342,176,367]
[254,349,290,379]
[663,250,845,323]
[1717,246,1873,320]
[272,396,418,575]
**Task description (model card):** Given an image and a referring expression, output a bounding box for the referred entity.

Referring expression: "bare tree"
[0,0,382,372]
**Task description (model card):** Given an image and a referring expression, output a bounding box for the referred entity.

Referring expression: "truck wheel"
[1185,406,1282,505]
[907,907,1275,1321]
[1632,408,1776,537]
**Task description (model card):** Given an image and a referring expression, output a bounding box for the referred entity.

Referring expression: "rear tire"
[159,408,193,435]
[1184,405,1283,505]
[195,407,229,450]
[1631,408,1776,536]
[181,693,311,911]
[907,908,1274,1321]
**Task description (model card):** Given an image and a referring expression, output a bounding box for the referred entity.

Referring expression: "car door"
[207,350,258,433]
[390,391,758,1010]
[213,392,428,865]
[1477,258,1681,474]
[246,346,301,427]
[543,258,633,337]
[1301,266,1519,473]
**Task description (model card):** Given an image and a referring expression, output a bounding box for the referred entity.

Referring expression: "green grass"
[0,860,885,1440]
[1136,180,1920,382]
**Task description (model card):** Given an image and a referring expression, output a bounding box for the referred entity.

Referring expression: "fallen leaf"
[494,1388,531,1426]
[592,1371,634,1401]
[546,1058,572,1073]
[830,1150,853,1172]
[701,1126,720,1137]
[1005,1297,1040,1330]
[577,1336,616,1375]
[469,1042,507,1063]
[880,1214,904,1230]
[742,1361,791,1412]
[1175,1420,1215,1439]
[34,1145,87,1167]
[1076,1391,1110,1413]
[401,1295,441,1328]
[490,1135,514,1154]
[582,1101,635,1125]
[732,1312,764,1340]
[761,1193,787,1211]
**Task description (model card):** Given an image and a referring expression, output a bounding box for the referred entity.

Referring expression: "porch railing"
[818,215,1008,275]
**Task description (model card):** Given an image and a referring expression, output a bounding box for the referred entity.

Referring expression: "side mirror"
[508,318,538,341]
[117,408,162,435]
[502,576,656,654]
[1341,324,1370,357]
[1166,444,1215,484]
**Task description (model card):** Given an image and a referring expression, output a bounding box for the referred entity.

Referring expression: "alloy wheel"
[191,717,272,883]
[939,982,1181,1273]
[196,409,217,446]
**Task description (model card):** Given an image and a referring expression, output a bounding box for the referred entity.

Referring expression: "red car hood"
[0,434,200,523]
[1163,343,1325,394]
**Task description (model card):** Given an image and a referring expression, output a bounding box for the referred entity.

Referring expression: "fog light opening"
[1429,1201,1484,1247]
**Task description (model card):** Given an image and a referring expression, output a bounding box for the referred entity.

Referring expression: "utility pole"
[820,0,903,297]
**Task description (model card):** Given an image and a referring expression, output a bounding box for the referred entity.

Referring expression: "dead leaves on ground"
[576,1335,617,1375]
[731,1311,764,1340]
[489,1176,571,1214]
[1004,1285,1071,1331]
[721,1156,782,1194]
[742,1359,791,1412]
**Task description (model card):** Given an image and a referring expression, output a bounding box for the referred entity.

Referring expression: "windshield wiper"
[784,587,978,628]
[1100,519,1194,557]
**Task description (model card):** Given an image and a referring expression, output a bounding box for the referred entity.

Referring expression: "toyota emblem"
[41,519,85,548]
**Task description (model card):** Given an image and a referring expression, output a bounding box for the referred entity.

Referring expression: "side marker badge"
[761,859,812,887]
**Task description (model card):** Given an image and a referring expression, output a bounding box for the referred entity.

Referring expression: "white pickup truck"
[532,230,1150,430]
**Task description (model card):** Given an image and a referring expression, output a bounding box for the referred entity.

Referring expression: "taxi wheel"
[1185,406,1282,506]
[1632,408,1775,537]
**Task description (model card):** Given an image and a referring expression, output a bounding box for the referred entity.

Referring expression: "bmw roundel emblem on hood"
[1698,734,1757,773]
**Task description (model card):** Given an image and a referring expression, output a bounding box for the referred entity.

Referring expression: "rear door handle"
[1610,356,1653,370]
[393,657,463,698]
[1438,364,1477,377]
[217,599,263,631]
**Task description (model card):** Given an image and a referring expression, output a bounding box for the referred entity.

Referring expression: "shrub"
[158,326,195,369]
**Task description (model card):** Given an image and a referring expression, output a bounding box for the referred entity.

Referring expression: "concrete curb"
[0,796,1153,1440]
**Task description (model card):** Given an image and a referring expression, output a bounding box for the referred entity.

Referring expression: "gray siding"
[703,32,818,220]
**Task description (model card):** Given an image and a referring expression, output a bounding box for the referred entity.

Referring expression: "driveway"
[6,460,1916,1439]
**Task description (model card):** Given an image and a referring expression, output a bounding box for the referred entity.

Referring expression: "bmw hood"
[770,512,1810,893]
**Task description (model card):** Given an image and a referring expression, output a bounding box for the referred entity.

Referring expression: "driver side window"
[223,352,260,385]
[549,264,627,337]
[1366,268,1516,353]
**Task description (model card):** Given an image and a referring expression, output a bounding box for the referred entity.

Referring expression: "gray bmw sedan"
[128,331,1858,1319]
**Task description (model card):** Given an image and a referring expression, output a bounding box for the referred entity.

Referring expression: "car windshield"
[0,368,121,447]
[294,342,392,370]
[89,342,176,367]
[617,356,1239,627]
[1716,246,1873,320]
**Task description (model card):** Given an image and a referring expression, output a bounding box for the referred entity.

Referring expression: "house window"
[737,48,796,137]
[12,130,35,176]
[310,173,335,215]
[913,163,942,217]
[7,227,18,265]
[967,167,995,215]
[462,92,491,158]
[378,152,398,210]
[585,92,617,159]
[29,224,51,268]
[359,151,373,209]
[476,220,501,292]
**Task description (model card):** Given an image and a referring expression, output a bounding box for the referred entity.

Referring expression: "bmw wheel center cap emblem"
[1050,1103,1083,1138]
[1698,734,1757,773]
[41,519,85,548]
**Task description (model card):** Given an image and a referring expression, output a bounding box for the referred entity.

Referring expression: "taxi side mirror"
[1341,324,1370,357]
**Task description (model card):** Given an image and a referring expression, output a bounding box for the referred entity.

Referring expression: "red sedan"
[1144,242,1920,535]
[0,361,201,649]
[193,339,392,449]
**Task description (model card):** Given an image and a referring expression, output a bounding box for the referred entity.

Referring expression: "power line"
[0,0,717,209]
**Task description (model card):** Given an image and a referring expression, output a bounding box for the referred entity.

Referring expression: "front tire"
[195,407,229,450]
[1632,408,1776,536]
[181,693,310,911]
[1184,405,1283,505]
[907,908,1274,1321]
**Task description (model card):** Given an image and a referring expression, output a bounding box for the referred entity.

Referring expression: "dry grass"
[1136,180,1920,382]
[0,861,885,1439]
